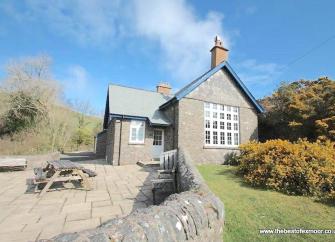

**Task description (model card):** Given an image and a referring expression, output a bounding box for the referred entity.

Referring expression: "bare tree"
[1,55,60,135]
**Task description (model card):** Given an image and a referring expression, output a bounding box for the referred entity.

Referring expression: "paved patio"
[0,155,156,242]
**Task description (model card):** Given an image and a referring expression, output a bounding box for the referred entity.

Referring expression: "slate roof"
[105,61,264,127]
[159,61,264,113]
[107,84,171,126]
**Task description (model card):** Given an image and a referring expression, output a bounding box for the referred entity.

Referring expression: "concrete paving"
[0,155,156,241]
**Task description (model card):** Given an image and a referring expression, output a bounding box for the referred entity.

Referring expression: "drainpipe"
[172,105,176,149]
[117,116,123,166]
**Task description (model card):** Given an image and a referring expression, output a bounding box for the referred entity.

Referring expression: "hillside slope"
[0,91,102,155]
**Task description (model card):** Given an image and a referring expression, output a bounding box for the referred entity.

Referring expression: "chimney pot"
[156,82,171,95]
[210,35,229,68]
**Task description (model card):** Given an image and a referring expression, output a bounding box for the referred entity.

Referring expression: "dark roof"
[106,84,171,126]
[159,61,264,113]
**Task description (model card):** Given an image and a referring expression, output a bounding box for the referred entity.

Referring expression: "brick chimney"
[156,82,171,95]
[210,35,229,68]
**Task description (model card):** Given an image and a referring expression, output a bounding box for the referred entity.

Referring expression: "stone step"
[136,160,160,168]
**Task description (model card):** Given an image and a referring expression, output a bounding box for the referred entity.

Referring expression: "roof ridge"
[109,83,160,94]
[159,61,264,113]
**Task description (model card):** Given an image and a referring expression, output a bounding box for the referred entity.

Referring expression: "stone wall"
[162,102,179,150]
[0,152,60,169]
[42,148,224,242]
[178,68,258,164]
[105,120,114,164]
[95,130,107,157]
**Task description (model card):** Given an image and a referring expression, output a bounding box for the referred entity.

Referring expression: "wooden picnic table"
[31,160,92,196]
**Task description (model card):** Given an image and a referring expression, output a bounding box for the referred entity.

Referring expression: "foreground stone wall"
[42,148,224,242]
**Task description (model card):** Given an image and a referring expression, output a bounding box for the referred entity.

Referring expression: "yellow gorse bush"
[238,139,335,201]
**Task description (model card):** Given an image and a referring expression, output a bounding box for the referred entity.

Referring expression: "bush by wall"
[238,139,335,201]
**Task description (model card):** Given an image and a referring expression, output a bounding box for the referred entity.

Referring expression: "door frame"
[152,128,164,159]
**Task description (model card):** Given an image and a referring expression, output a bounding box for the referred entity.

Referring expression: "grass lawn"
[198,164,335,242]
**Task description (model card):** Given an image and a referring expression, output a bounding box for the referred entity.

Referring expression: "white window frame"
[204,102,240,148]
[129,120,145,144]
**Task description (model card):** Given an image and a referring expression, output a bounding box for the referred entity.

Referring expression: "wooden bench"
[27,160,94,196]
[0,158,27,170]
[152,149,178,204]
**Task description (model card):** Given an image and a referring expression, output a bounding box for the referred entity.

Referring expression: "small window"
[205,120,210,128]
[205,111,210,118]
[218,104,223,111]
[233,107,238,113]
[234,133,239,145]
[220,132,225,145]
[213,131,218,144]
[220,121,224,130]
[213,104,217,110]
[205,131,211,144]
[213,121,218,129]
[227,106,231,112]
[234,123,238,131]
[220,113,224,120]
[213,112,218,119]
[227,122,232,130]
[227,133,232,145]
[205,102,210,109]
[227,114,231,120]
[233,115,238,121]
[129,120,145,143]
[153,130,163,145]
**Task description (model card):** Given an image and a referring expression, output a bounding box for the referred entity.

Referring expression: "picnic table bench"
[27,160,96,196]
[0,158,27,170]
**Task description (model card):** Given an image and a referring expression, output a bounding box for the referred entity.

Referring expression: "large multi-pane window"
[204,102,240,147]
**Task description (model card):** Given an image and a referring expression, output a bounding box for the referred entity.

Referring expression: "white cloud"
[236,59,283,85]
[245,6,257,15]
[3,0,228,81]
[133,0,228,81]
[4,0,124,46]
[64,65,89,91]
[3,0,279,88]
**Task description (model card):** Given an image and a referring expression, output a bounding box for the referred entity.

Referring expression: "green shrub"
[238,139,335,201]
[223,152,240,166]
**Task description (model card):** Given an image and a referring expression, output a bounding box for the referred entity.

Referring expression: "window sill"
[129,142,145,145]
[203,145,239,150]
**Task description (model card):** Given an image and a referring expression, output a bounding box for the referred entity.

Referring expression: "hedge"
[237,139,335,201]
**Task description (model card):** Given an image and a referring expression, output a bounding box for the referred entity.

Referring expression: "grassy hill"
[0,91,102,155]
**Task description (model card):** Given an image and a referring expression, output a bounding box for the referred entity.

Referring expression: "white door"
[152,129,164,159]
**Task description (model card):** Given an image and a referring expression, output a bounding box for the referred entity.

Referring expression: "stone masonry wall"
[106,119,172,165]
[178,68,258,164]
[162,102,179,150]
[42,148,225,242]
[95,130,107,157]
[105,120,115,165]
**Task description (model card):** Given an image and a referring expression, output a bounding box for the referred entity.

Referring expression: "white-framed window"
[129,120,145,144]
[204,102,240,147]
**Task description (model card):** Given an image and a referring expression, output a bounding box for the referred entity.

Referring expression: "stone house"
[96,36,264,165]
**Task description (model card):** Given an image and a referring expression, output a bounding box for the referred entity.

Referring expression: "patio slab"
[0,154,156,242]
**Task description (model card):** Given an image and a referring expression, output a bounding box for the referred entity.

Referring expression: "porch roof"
[108,84,171,126]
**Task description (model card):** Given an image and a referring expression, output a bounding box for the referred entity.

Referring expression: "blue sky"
[0,0,334,113]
